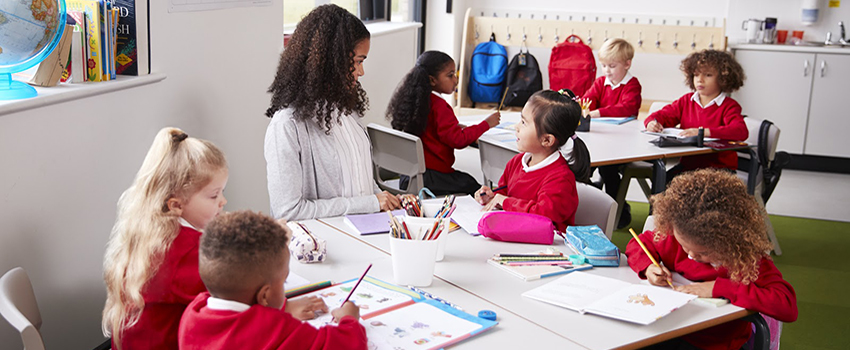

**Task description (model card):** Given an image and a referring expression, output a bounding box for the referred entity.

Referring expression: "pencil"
[285,280,333,299]
[491,185,507,193]
[498,87,509,110]
[341,264,373,307]
[629,228,674,288]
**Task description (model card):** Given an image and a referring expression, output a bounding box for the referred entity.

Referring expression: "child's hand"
[376,191,401,211]
[675,281,715,298]
[475,185,494,205]
[482,194,507,212]
[646,120,663,133]
[645,264,673,287]
[485,111,501,128]
[332,301,361,323]
[678,128,711,138]
[285,296,329,320]
[588,110,601,118]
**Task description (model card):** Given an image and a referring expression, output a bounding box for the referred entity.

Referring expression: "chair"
[478,137,519,187]
[737,117,788,255]
[0,267,45,350]
[366,123,426,195]
[575,183,618,239]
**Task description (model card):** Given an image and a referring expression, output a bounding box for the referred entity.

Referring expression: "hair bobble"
[557,88,577,100]
[571,134,578,140]
[171,132,189,143]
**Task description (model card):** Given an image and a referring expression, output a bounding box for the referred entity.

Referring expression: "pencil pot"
[389,234,439,287]
[401,215,450,261]
[576,113,591,132]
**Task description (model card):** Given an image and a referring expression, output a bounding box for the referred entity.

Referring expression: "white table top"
[459,112,714,167]
[316,217,749,350]
[288,220,584,349]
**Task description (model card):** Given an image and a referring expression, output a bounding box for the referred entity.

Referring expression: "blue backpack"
[469,34,508,103]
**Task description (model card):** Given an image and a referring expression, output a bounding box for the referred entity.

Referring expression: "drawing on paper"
[627,293,656,306]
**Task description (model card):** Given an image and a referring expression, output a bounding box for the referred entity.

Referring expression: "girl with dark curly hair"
[645,50,748,181]
[475,90,590,232]
[264,4,400,221]
[386,50,501,195]
[627,169,797,350]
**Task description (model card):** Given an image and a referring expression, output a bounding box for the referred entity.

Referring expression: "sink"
[800,41,847,47]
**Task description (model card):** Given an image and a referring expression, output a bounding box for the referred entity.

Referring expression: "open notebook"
[291,276,497,350]
[522,272,697,325]
[449,196,494,236]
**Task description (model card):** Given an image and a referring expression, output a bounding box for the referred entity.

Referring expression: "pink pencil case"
[478,212,557,245]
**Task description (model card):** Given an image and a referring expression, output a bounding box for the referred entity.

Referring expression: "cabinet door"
[733,50,814,154]
[805,53,850,158]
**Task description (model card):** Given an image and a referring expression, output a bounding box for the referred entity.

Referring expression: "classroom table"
[315,217,751,350]
[287,219,585,349]
[458,111,717,194]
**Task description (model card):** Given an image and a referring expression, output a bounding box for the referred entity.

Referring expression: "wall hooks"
[691,34,697,49]
[673,33,678,49]
[538,27,544,43]
[587,29,593,45]
[506,25,511,41]
[475,24,479,40]
[638,32,643,47]
[709,34,715,49]
[554,28,560,43]
[604,30,609,42]
[522,27,527,42]
[622,30,626,39]
[656,33,661,48]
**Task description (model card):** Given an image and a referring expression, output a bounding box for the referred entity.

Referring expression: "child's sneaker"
[616,203,632,230]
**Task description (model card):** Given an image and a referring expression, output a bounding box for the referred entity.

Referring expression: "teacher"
[264,4,400,221]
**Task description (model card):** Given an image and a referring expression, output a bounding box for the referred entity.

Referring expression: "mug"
[742,19,764,43]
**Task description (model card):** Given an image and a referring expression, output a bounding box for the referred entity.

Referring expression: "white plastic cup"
[403,216,450,261]
[389,235,439,287]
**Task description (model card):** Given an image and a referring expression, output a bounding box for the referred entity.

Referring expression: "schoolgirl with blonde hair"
[102,127,228,349]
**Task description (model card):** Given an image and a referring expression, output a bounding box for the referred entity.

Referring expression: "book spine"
[68,0,103,82]
[113,0,138,75]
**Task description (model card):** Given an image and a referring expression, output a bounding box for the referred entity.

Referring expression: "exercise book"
[345,210,405,235]
[522,272,697,325]
[594,116,636,125]
[487,258,593,281]
[291,276,497,350]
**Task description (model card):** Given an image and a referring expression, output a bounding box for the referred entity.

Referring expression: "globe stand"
[0,73,37,100]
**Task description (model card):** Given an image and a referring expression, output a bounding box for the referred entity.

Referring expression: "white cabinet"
[733,47,850,157]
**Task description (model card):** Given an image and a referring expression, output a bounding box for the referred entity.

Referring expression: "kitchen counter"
[731,43,850,54]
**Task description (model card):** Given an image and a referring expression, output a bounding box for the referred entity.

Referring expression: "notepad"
[594,116,636,125]
[293,276,497,350]
[450,196,491,236]
[642,128,719,141]
[522,272,697,325]
[344,210,405,235]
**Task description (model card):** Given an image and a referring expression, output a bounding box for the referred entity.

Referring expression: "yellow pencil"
[498,87,509,111]
[629,228,674,288]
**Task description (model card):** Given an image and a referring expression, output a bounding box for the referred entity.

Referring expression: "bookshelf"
[0,74,166,117]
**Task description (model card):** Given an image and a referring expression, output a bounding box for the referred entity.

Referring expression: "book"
[113,0,149,75]
[642,128,719,141]
[67,0,104,82]
[594,116,636,125]
[26,24,74,87]
[66,11,89,82]
[487,257,592,281]
[344,210,405,235]
[522,271,697,325]
[292,276,497,350]
[450,195,492,236]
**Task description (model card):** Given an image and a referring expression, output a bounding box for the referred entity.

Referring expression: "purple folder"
[344,210,405,235]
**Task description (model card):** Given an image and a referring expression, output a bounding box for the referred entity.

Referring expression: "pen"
[629,228,674,288]
[491,185,507,193]
[341,264,372,307]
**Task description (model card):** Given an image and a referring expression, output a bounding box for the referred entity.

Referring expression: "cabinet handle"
[804,60,809,77]
[820,60,827,77]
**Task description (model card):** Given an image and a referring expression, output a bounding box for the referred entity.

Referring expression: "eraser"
[478,310,497,321]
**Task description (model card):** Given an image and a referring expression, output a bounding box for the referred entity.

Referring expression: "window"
[283,0,414,29]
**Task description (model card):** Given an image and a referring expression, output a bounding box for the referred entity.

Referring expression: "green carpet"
[612,202,850,350]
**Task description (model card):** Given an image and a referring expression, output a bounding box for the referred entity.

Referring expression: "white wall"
[0,1,283,347]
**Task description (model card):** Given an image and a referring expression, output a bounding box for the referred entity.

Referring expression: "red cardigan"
[494,153,578,232]
[179,292,368,350]
[421,93,490,173]
[582,76,642,117]
[116,225,206,350]
[644,93,748,171]
[626,230,798,350]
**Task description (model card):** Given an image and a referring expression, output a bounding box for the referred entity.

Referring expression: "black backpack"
[503,48,543,107]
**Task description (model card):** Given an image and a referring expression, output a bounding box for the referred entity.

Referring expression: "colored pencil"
[341,264,373,307]
[498,87,510,110]
[629,228,674,288]
[503,261,573,266]
[496,253,564,258]
[285,280,333,299]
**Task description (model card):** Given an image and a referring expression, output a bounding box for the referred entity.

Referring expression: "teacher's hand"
[376,191,401,211]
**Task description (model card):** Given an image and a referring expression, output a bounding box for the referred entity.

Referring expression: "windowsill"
[0,73,167,117]
[283,21,421,37]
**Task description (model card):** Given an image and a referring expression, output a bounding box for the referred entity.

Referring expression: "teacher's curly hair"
[265,4,370,133]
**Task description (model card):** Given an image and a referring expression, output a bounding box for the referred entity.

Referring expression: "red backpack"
[548,35,596,96]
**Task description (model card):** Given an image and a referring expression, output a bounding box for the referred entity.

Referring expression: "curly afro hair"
[266,4,370,133]
[199,211,290,296]
[681,50,746,93]
[387,51,454,136]
[650,169,772,285]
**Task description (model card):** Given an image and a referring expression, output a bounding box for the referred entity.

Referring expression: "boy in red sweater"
[627,169,797,350]
[179,211,367,350]
[645,50,748,182]
[582,38,642,229]
[475,90,591,232]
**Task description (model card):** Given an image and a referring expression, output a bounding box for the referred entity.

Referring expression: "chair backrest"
[574,183,617,239]
[366,123,427,194]
[643,215,656,233]
[0,267,45,350]
[478,137,519,187]
[740,117,782,198]
[648,101,668,115]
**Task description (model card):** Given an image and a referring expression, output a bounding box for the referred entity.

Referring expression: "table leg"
[650,159,667,194]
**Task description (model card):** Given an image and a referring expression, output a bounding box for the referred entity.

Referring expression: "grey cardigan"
[264,108,380,220]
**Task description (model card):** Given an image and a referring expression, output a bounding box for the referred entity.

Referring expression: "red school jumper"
[644,93,748,171]
[494,153,579,232]
[179,292,368,350]
[116,225,206,350]
[626,230,798,350]
[582,76,642,117]
[421,93,490,173]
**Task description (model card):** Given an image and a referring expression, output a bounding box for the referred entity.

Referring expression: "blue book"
[594,116,636,125]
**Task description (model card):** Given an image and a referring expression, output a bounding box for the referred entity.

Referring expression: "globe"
[0,0,66,100]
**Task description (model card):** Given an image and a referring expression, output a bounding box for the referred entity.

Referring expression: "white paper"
[450,196,489,236]
[363,302,484,350]
[283,272,310,291]
[298,279,415,327]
